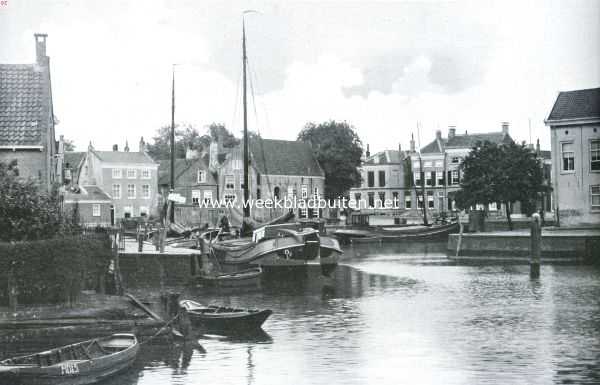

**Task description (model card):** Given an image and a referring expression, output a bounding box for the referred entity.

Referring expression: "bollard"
[137,232,143,253]
[530,213,541,279]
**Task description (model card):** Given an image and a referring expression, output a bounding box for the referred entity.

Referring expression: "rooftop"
[247,138,324,177]
[547,87,600,122]
[421,132,513,154]
[363,150,404,165]
[0,64,46,146]
[92,150,156,165]
[157,157,213,186]
[63,185,112,202]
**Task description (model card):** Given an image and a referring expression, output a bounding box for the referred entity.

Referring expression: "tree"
[455,142,544,230]
[0,160,75,241]
[145,123,239,160]
[64,139,76,151]
[298,120,364,201]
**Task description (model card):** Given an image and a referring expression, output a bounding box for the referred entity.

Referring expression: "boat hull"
[180,300,272,334]
[334,222,459,244]
[0,334,139,385]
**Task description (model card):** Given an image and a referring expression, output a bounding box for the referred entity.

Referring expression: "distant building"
[545,87,600,226]
[349,145,408,213]
[78,138,159,224]
[415,123,514,215]
[0,34,58,191]
[217,138,325,221]
[157,146,219,225]
[62,185,112,227]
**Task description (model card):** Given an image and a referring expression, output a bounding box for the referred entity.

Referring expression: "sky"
[1,0,599,153]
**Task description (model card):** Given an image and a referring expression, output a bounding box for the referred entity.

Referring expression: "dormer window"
[451,157,460,164]
[197,169,206,183]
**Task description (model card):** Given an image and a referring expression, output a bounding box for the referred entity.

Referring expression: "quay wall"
[448,232,600,262]
[118,253,196,289]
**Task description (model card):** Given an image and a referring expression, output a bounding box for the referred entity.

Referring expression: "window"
[192,190,201,206]
[141,169,150,179]
[112,184,121,199]
[392,192,399,208]
[368,192,375,208]
[451,157,460,164]
[417,193,424,209]
[452,170,459,185]
[225,175,234,190]
[123,206,133,218]
[378,192,385,206]
[274,187,280,200]
[142,184,150,199]
[127,169,136,179]
[288,185,294,198]
[592,185,600,210]
[112,168,122,178]
[256,188,261,199]
[354,193,361,203]
[367,171,375,187]
[414,171,422,186]
[436,171,444,186]
[405,194,412,209]
[257,173,261,185]
[378,170,386,187]
[427,191,434,208]
[489,202,499,211]
[562,142,575,171]
[203,191,212,204]
[225,194,236,203]
[591,140,600,171]
[426,171,434,186]
[197,169,206,183]
[92,204,101,217]
[301,185,308,199]
[139,206,149,217]
[313,187,319,198]
[127,184,136,199]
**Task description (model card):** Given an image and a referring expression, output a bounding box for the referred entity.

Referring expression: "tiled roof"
[421,132,513,153]
[249,138,324,177]
[0,64,45,146]
[93,150,156,165]
[63,185,111,202]
[157,157,213,186]
[363,150,404,164]
[547,87,600,121]
[64,151,84,169]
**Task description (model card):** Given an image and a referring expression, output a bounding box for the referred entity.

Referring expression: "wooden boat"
[334,221,459,244]
[0,333,139,385]
[194,266,263,288]
[180,299,272,334]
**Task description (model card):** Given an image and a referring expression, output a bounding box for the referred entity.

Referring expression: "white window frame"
[192,190,201,206]
[112,184,121,199]
[452,170,459,185]
[591,185,600,210]
[301,185,308,199]
[112,168,122,179]
[203,190,213,203]
[127,169,136,179]
[427,191,434,209]
[287,185,294,198]
[139,206,149,217]
[197,169,206,183]
[225,175,234,190]
[141,168,151,179]
[405,194,412,209]
[127,184,136,199]
[224,194,236,203]
[590,139,600,172]
[142,184,150,199]
[436,171,444,186]
[414,171,421,185]
[313,187,319,198]
[561,142,575,172]
[123,206,133,217]
[92,204,101,217]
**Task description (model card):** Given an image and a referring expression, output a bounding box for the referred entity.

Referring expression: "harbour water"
[6,241,600,384]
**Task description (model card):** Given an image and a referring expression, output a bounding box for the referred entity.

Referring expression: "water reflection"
[1,245,599,385]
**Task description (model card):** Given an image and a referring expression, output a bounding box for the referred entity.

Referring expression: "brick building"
[62,185,112,227]
[545,87,600,226]
[0,34,58,191]
[78,139,159,224]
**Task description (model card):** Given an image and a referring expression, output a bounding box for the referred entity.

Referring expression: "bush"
[0,234,112,305]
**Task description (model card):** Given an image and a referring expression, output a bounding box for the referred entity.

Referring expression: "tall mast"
[170,65,176,222]
[242,19,250,218]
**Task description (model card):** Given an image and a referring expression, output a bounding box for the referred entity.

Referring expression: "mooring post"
[530,213,541,279]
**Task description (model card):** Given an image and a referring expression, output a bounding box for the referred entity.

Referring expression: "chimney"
[536,138,540,155]
[139,136,146,153]
[113,144,119,151]
[124,140,130,152]
[186,143,199,160]
[398,143,402,153]
[435,130,442,140]
[410,133,415,152]
[366,144,370,158]
[501,122,509,135]
[34,33,48,66]
[448,126,456,140]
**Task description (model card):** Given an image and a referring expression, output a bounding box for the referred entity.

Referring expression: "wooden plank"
[125,293,164,322]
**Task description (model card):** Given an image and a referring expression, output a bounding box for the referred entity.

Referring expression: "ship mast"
[242,18,250,219]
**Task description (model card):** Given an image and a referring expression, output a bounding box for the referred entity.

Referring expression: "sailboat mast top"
[242,19,250,218]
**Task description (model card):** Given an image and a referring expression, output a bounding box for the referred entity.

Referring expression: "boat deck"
[119,239,202,256]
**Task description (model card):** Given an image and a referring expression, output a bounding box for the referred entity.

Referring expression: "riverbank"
[448,227,600,262]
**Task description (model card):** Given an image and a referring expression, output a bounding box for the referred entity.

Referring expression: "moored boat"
[194,266,263,288]
[180,299,272,334]
[334,221,459,244]
[0,333,139,385]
